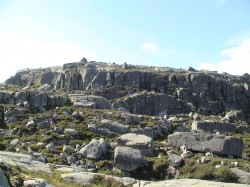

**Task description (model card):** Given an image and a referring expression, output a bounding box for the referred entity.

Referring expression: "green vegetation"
[148,155,169,176]
[179,156,238,182]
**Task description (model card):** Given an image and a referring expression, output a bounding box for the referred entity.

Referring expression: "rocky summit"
[0,59,250,186]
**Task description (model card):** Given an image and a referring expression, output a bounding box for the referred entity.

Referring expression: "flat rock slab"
[0,151,51,174]
[61,172,95,186]
[168,132,243,157]
[133,179,249,187]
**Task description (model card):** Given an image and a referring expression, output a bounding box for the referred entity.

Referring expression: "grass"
[143,155,169,180]
[179,156,239,182]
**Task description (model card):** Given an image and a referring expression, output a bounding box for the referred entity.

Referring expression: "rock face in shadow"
[168,132,243,157]
[0,168,10,187]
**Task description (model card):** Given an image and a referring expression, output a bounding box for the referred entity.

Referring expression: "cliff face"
[5,60,250,117]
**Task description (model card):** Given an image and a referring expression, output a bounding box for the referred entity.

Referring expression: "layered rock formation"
[4,59,250,117]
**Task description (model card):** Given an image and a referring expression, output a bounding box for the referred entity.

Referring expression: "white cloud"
[142,43,159,54]
[0,32,95,83]
[199,37,250,75]
[214,0,227,7]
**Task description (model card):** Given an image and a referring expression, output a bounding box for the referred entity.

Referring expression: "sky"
[0,0,250,83]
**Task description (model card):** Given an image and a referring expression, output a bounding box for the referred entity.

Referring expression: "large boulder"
[168,132,243,157]
[114,146,146,171]
[117,133,155,156]
[192,121,236,133]
[79,139,107,160]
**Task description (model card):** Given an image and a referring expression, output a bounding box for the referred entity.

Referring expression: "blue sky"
[0,0,250,82]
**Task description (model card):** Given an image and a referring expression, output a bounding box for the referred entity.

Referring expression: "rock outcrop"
[0,91,67,109]
[5,60,250,117]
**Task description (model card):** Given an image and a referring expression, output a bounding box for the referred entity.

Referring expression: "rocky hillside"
[0,58,250,186]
